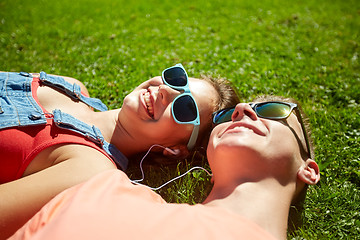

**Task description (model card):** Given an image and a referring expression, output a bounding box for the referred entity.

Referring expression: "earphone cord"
[130,144,212,191]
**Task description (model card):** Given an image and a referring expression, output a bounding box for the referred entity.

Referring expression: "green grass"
[1,0,359,238]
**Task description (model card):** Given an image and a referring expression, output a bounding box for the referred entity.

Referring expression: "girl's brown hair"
[194,75,240,151]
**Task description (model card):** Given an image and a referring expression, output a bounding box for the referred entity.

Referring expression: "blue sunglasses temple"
[187,124,200,150]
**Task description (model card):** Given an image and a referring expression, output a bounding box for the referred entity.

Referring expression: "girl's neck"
[93,109,144,157]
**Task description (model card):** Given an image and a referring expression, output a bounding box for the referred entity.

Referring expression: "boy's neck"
[203,180,295,240]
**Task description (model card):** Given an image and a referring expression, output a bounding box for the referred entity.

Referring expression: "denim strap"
[39,72,108,112]
[0,72,47,128]
[53,109,128,170]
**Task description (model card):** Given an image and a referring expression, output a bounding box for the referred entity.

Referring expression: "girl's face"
[119,76,218,150]
[207,103,307,183]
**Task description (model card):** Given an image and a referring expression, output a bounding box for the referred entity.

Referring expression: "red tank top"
[0,78,115,184]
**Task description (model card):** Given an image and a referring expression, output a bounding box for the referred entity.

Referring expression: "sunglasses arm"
[187,125,200,150]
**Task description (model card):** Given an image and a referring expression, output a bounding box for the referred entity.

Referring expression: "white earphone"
[164,147,181,155]
[130,144,212,191]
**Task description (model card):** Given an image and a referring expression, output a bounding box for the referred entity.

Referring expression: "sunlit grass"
[1,0,359,238]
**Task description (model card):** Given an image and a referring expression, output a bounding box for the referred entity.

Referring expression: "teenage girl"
[0,64,239,238]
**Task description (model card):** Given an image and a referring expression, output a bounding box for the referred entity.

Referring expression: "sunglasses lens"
[256,103,291,119]
[163,67,187,87]
[173,95,197,122]
[213,108,234,124]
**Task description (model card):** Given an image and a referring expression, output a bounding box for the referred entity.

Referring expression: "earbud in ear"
[165,148,180,155]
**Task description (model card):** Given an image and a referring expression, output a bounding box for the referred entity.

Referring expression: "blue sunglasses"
[161,64,200,150]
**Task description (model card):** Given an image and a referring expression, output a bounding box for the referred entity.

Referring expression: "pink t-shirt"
[11,170,276,240]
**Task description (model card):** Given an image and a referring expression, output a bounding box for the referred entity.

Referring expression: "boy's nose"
[231,103,258,122]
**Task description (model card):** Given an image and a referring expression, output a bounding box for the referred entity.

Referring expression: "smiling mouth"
[223,126,254,136]
[143,90,154,118]
[223,123,266,137]
[231,126,254,132]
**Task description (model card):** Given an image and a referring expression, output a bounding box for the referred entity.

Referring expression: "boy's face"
[207,102,307,183]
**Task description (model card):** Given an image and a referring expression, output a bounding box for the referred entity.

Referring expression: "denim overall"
[0,72,128,170]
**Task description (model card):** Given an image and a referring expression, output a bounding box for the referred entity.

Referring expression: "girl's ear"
[162,145,189,159]
[297,159,320,185]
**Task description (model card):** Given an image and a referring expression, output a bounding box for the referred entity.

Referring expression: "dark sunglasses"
[161,63,200,150]
[212,101,312,158]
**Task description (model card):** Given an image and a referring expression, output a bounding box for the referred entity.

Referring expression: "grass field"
[1,0,359,238]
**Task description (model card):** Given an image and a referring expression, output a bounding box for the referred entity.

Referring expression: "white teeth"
[234,126,253,132]
[143,91,154,117]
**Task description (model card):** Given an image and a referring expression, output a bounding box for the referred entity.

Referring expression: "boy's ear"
[162,145,189,159]
[297,159,320,185]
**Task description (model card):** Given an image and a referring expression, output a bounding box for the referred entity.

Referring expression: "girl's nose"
[157,84,181,105]
[231,103,258,122]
